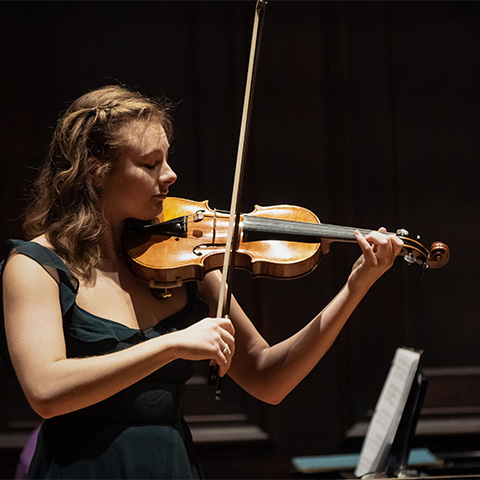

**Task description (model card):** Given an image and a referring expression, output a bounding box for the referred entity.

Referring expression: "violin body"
[124,197,450,288]
[124,197,324,287]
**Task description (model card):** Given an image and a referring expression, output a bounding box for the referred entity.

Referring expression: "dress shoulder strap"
[0,239,79,378]
[2,239,78,291]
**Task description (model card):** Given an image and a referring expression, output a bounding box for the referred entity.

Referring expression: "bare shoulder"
[3,246,62,343]
[3,245,58,296]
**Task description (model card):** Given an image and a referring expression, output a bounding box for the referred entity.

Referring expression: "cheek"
[123,170,155,195]
[105,165,157,208]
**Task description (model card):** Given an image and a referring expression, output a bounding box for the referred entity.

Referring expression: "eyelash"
[145,163,159,170]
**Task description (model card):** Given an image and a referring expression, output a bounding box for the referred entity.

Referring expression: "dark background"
[1,1,479,479]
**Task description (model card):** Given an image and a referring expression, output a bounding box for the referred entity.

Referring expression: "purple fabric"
[15,425,41,480]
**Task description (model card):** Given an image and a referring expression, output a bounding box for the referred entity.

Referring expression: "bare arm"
[198,229,404,405]
[3,254,235,418]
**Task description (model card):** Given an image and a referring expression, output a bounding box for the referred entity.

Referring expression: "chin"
[128,207,162,223]
[147,205,164,220]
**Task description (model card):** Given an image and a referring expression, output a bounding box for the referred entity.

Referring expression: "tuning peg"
[404,252,417,265]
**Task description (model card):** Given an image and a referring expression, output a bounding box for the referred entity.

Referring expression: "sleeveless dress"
[0,239,209,479]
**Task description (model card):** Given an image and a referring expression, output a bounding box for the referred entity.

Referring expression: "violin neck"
[242,215,383,244]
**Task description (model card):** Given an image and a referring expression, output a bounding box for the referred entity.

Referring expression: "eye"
[144,162,160,171]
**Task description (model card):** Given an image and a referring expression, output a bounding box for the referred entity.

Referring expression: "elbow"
[235,367,291,405]
[28,396,60,419]
[33,407,56,420]
[262,396,283,406]
[238,381,286,405]
[253,388,289,406]
[264,393,287,405]
[30,397,69,419]
[37,401,69,419]
[24,386,66,419]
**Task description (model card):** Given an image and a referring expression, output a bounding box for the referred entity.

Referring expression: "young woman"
[0,85,404,479]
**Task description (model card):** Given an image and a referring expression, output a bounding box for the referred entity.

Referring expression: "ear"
[87,156,109,188]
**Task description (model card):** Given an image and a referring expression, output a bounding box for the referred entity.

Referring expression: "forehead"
[120,121,169,155]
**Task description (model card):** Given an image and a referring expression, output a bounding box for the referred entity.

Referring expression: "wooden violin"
[124,197,450,289]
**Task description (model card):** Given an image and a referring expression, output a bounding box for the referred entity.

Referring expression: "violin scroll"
[426,241,450,269]
[397,229,450,270]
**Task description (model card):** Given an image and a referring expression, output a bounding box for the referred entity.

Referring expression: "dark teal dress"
[0,240,209,479]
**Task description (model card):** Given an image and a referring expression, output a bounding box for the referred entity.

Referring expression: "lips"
[152,193,167,199]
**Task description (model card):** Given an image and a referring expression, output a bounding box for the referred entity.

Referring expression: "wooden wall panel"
[1,2,480,478]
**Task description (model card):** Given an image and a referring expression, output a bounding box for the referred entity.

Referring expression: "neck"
[97,220,126,267]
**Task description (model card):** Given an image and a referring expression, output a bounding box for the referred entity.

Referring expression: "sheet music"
[354,348,421,477]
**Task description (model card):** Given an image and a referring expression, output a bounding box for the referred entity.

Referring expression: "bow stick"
[209,0,268,400]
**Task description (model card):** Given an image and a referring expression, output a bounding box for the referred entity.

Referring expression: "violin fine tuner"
[193,210,204,222]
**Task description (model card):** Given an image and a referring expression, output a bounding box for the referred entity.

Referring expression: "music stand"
[385,369,428,476]
[355,348,427,478]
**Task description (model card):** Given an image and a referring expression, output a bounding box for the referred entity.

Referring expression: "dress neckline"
[74,292,193,334]
[13,239,195,334]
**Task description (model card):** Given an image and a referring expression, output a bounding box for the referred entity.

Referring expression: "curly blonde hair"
[23,85,173,279]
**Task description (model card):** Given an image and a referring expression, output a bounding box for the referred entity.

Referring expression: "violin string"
[244,215,396,241]
[186,213,397,242]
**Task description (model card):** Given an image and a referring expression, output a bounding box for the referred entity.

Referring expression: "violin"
[124,197,450,289]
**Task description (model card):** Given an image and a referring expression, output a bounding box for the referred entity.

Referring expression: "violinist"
[0,85,404,479]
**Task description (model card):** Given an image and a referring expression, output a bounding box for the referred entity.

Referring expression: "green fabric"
[1,240,208,479]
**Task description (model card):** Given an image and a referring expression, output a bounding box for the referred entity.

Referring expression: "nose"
[159,161,177,187]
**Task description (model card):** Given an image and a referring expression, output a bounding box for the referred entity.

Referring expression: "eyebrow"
[137,146,170,160]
